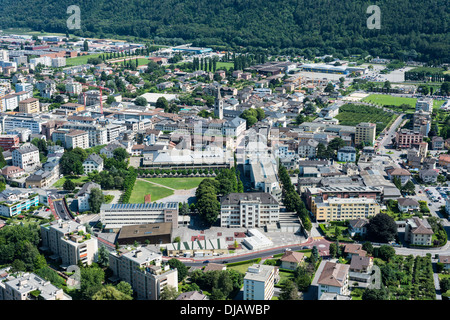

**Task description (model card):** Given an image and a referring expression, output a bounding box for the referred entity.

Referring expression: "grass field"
[362,94,446,113]
[2,28,65,37]
[52,176,90,188]
[110,58,150,67]
[143,177,205,190]
[66,53,104,66]
[216,62,234,70]
[128,179,174,203]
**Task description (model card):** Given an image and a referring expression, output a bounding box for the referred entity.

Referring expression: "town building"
[311,197,380,223]
[108,246,178,300]
[18,97,40,114]
[355,122,376,146]
[337,146,356,162]
[12,144,40,171]
[100,202,179,232]
[116,222,172,246]
[40,220,98,267]
[243,264,277,300]
[0,272,72,300]
[0,135,20,151]
[317,261,350,300]
[65,130,89,150]
[0,189,39,218]
[404,217,434,246]
[219,192,280,228]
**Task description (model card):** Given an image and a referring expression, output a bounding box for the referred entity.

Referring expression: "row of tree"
[278,165,312,231]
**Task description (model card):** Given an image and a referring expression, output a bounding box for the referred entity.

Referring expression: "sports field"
[362,94,445,112]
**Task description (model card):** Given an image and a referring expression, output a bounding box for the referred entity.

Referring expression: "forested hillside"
[0,0,448,63]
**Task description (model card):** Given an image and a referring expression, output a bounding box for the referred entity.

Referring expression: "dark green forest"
[0,0,448,63]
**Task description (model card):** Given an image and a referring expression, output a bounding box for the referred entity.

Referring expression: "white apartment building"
[51,57,66,68]
[75,181,101,212]
[108,247,178,300]
[62,123,108,147]
[12,144,40,171]
[65,81,83,96]
[65,130,89,150]
[0,50,9,62]
[2,114,43,134]
[243,264,276,300]
[220,192,280,228]
[0,272,72,300]
[40,220,98,267]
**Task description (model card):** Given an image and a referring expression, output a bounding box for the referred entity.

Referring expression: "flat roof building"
[100,202,179,232]
[117,222,173,245]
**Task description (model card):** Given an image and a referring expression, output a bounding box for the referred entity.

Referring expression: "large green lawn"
[362,94,445,113]
[129,180,174,203]
[143,177,206,190]
[52,175,91,188]
[66,53,104,66]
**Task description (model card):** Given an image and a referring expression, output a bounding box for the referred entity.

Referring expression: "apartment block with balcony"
[108,247,178,300]
[40,220,98,267]
[355,122,376,146]
[0,189,39,218]
[65,129,89,150]
[219,192,280,228]
[311,196,380,223]
[0,272,72,300]
[243,264,278,300]
[12,144,40,171]
[18,97,40,114]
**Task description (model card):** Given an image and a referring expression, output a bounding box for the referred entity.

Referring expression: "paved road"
[52,199,73,220]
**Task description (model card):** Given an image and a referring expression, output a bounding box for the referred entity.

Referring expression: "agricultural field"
[335,104,398,135]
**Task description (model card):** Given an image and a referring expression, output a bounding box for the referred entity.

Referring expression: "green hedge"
[226,258,261,267]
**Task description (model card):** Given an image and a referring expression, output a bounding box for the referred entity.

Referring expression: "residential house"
[279,251,305,271]
[404,217,434,246]
[82,153,104,174]
[387,167,412,186]
[419,168,439,184]
[343,244,367,259]
[348,255,374,286]
[397,198,420,213]
[438,255,450,271]
[75,181,101,213]
[317,261,350,300]
[432,136,444,150]
[348,218,369,237]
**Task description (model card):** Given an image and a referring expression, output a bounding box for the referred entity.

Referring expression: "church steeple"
[214,86,223,120]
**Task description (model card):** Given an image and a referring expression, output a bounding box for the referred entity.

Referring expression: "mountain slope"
[0,0,448,62]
